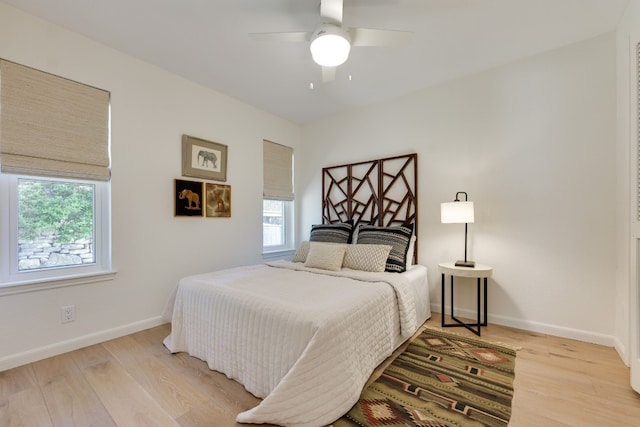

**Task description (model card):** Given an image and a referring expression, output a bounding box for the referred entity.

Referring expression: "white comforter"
[163,260,429,427]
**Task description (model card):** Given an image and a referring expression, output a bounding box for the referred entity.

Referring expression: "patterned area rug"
[333,328,516,427]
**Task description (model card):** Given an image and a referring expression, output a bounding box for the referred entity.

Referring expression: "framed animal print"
[182,134,228,182]
[205,183,231,218]
[175,179,203,216]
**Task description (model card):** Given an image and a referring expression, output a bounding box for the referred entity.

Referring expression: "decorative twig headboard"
[322,153,418,262]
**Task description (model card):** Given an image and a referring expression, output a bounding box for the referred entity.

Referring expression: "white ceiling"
[1,0,629,124]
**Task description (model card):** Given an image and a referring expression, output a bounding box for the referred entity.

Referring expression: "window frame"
[0,173,114,295]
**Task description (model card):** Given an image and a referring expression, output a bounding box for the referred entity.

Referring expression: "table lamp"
[441,191,475,268]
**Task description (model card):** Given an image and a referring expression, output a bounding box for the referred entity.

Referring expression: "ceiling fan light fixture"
[310,24,351,67]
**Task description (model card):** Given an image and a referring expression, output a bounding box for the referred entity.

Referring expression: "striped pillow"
[343,244,392,272]
[355,223,414,273]
[309,220,354,244]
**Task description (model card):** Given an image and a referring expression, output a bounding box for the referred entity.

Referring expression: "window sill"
[262,249,296,262]
[0,270,117,296]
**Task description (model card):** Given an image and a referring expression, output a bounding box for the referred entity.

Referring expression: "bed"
[163,153,430,427]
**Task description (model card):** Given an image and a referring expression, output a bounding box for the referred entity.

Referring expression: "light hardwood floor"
[1,316,639,426]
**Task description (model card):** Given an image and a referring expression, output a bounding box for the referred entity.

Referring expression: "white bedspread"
[163,260,430,427]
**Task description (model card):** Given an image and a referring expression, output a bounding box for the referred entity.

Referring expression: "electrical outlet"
[61,305,75,323]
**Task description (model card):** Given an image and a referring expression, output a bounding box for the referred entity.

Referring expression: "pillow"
[343,244,392,273]
[292,241,310,263]
[355,223,414,273]
[309,220,354,244]
[406,235,416,268]
[304,242,347,271]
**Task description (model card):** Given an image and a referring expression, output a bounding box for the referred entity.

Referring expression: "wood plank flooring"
[1,316,639,426]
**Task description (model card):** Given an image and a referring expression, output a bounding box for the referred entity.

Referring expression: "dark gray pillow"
[309,220,354,244]
[355,223,414,273]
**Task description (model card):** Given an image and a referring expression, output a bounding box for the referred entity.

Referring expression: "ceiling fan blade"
[249,31,310,43]
[349,28,414,47]
[320,0,343,25]
[322,66,336,83]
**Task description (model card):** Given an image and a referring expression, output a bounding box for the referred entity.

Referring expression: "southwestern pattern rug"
[333,328,517,427]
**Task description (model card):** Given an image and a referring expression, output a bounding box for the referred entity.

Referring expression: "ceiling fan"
[249,0,413,82]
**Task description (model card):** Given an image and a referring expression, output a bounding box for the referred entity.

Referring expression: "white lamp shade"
[310,25,351,67]
[441,201,474,224]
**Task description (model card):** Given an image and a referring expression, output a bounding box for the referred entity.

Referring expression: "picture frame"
[175,179,203,216]
[182,134,228,182]
[205,183,231,218]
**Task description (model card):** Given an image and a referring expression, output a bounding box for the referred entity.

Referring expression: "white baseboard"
[0,316,166,372]
[613,336,630,367]
[434,304,619,348]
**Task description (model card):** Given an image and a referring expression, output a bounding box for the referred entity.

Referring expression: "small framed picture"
[175,179,203,216]
[205,183,231,218]
[182,134,227,182]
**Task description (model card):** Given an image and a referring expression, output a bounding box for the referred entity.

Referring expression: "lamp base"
[455,260,476,268]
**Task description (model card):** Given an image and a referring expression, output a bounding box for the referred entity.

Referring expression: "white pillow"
[304,242,347,271]
[343,244,392,272]
[292,241,310,263]
[406,235,416,267]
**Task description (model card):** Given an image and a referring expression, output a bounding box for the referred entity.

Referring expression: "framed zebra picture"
[181,134,228,182]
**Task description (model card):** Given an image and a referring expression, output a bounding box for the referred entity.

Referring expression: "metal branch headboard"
[322,153,418,261]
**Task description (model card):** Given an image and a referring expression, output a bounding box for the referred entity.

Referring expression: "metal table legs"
[441,273,488,336]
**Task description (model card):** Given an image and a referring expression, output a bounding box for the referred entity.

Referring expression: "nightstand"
[439,262,493,336]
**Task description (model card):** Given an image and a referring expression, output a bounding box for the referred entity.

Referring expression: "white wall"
[615,0,640,375]
[299,33,618,345]
[0,3,302,370]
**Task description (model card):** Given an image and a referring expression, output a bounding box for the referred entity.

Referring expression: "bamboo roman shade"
[263,140,294,201]
[0,60,110,181]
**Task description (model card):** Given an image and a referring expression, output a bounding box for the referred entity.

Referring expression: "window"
[18,178,95,270]
[263,140,294,252]
[263,199,293,250]
[0,60,112,293]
